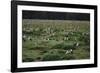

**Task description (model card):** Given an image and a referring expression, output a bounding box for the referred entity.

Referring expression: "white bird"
[65,50,69,54]
[76,43,79,46]
[66,37,69,40]
[23,35,26,39]
[65,49,73,54]
[27,36,31,40]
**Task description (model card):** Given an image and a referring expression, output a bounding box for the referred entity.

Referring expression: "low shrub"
[42,54,61,61]
[23,57,34,62]
[51,42,76,50]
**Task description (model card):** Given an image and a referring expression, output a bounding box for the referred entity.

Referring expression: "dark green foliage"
[23,57,34,62]
[51,42,76,50]
[42,53,61,61]
[62,54,75,60]
[72,48,90,59]
[41,50,47,53]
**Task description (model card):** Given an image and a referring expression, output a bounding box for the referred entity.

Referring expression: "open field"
[22,19,90,62]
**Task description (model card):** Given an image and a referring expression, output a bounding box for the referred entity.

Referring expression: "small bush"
[51,42,76,50]
[62,54,75,60]
[23,57,34,62]
[72,48,90,59]
[42,54,61,61]
[42,50,61,61]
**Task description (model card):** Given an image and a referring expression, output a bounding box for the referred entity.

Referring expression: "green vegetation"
[22,19,90,62]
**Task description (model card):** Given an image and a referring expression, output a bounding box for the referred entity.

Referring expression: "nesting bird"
[76,42,79,47]
[27,36,32,41]
[65,49,73,54]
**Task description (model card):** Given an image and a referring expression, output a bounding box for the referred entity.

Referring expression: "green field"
[22,19,90,62]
